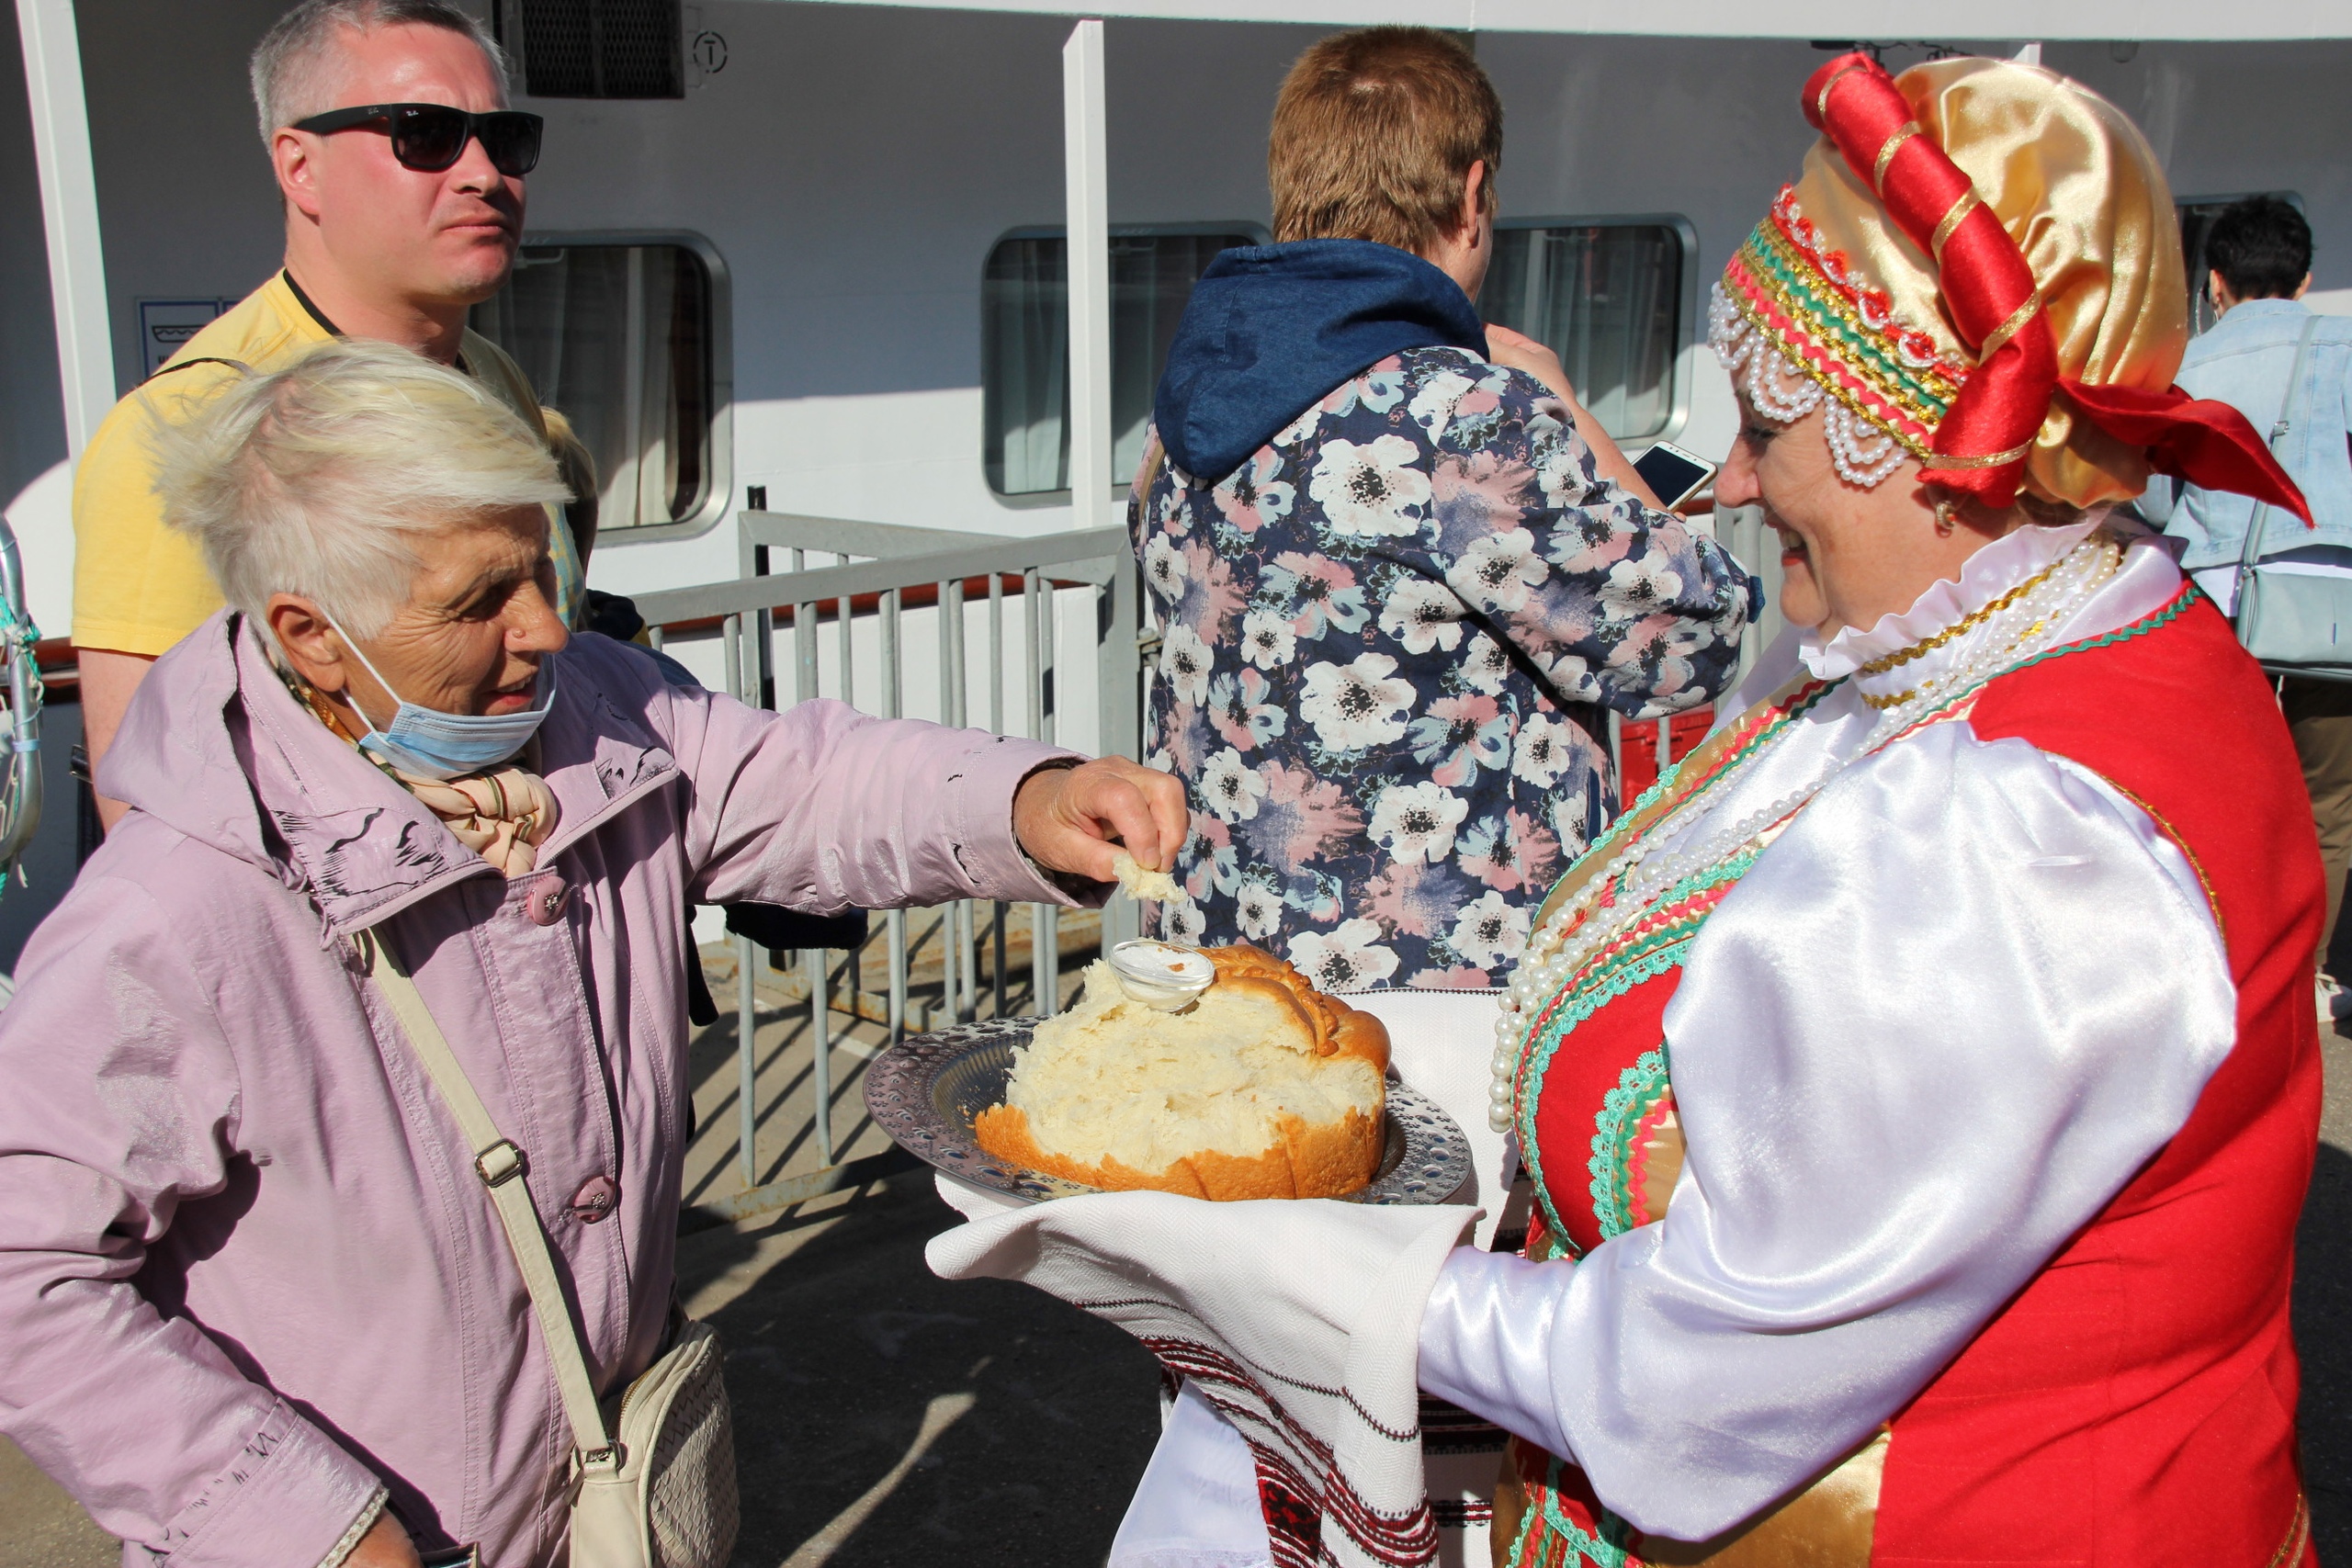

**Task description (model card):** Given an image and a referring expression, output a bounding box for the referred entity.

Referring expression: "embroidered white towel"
[927,1192,1476,1568]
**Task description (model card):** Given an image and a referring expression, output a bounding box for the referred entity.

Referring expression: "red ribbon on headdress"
[1802,52,2310,524]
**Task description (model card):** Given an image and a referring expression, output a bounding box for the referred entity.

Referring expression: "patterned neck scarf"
[278,660,561,877]
[396,767,561,877]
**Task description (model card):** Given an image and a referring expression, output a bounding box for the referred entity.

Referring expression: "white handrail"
[669,514,1144,1229]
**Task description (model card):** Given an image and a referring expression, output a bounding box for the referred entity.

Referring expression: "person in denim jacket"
[2139,196,2352,1000]
[1132,28,1755,990]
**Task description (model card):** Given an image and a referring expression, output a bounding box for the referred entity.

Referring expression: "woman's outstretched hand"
[1013,757,1190,884]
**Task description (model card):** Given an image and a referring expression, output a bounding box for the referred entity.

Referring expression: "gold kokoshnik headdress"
[1713,51,2308,522]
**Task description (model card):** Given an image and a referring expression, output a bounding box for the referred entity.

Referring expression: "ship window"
[1482,220,1690,443]
[469,239,721,535]
[984,227,1260,497]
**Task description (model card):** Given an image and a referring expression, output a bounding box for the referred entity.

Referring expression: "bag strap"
[2233,314,2325,618]
[1136,432,1168,509]
[353,929,620,1471]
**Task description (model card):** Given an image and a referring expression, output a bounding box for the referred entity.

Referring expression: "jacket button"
[525,875,571,926]
[571,1175,618,1223]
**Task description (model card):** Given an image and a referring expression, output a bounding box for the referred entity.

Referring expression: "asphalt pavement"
[6,1026,2351,1568]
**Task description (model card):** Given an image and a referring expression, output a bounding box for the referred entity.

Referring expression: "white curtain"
[984,238,1070,496]
[1485,224,1680,442]
[470,243,708,531]
[985,231,1250,497]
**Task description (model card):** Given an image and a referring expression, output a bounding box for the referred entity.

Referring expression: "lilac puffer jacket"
[0,614,1084,1567]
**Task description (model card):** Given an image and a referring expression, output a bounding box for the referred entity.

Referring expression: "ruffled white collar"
[1798,518,2105,695]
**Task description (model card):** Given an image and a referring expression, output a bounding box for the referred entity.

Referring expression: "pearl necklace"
[1487,534,2125,1132]
[1854,554,2068,677]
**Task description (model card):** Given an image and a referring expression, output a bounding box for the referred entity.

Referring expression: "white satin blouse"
[1416,522,2240,1540]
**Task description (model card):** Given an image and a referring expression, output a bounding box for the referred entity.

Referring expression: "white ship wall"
[0,0,2344,964]
[2,4,2346,630]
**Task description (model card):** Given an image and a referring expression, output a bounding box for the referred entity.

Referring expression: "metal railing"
[644,503,1773,1230]
[632,511,1143,1229]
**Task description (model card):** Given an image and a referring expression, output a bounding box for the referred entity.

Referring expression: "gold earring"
[1933,498,1960,536]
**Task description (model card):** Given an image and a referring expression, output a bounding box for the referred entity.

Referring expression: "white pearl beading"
[1710,281,1922,491]
[1824,402,1909,487]
[1487,534,2126,1131]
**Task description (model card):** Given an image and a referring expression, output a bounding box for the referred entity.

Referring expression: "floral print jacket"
[1134,346,1756,991]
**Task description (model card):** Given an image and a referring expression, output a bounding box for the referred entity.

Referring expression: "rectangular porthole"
[982,227,1261,498]
[1482,219,1694,444]
[469,236,729,538]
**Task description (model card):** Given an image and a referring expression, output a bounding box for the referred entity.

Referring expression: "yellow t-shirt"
[72,271,585,657]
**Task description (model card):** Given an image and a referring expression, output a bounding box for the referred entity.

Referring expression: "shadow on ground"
[6,1025,2350,1567]
[2301,1138,2350,1562]
[678,1177,1161,1567]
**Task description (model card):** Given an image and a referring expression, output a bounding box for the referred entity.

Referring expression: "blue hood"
[1153,239,1488,481]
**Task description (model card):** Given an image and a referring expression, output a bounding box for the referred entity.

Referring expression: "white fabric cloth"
[1110,1382,1271,1568]
[1102,990,1514,1568]
[1415,523,2240,1540]
[929,1192,1476,1568]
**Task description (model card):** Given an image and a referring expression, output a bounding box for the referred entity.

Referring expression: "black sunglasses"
[290,103,543,176]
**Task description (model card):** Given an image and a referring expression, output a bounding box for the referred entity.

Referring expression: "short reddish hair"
[1269,28,1502,254]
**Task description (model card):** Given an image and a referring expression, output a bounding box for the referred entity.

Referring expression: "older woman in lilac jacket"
[0,341,1182,1568]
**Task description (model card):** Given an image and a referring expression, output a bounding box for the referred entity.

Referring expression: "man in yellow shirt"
[74,0,581,827]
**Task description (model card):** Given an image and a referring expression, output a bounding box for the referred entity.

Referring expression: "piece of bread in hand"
[1109,850,1182,904]
[973,944,1389,1199]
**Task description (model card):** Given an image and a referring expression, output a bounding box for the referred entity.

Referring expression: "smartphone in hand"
[1632,442,1719,512]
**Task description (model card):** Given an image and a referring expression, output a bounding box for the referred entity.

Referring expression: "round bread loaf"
[973,944,1390,1200]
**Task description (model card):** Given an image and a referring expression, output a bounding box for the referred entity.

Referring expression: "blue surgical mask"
[330,618,559,781]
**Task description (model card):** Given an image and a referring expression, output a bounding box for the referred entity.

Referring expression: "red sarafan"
[1512,589,2320,1568]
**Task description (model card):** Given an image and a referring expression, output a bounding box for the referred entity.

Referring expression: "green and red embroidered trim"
[1892,581,2201,735]
[1504,1446,1643,1568]
[1590,1048,1676,1240]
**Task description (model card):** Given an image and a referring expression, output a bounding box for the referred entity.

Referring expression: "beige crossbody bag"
[357,931,739,1568]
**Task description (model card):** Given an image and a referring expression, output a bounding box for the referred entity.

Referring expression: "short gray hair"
[150,340,570,638]
[251,0,509,145]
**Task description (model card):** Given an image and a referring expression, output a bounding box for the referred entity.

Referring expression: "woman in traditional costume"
[937,51,2322,1568]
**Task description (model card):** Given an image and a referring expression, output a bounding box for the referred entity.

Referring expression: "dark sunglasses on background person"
[289,103,544,177]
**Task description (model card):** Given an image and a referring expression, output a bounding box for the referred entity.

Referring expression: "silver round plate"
[865,1017,1472,1205]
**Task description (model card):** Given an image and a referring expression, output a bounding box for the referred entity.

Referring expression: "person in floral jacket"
[1135,27,1755,990]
